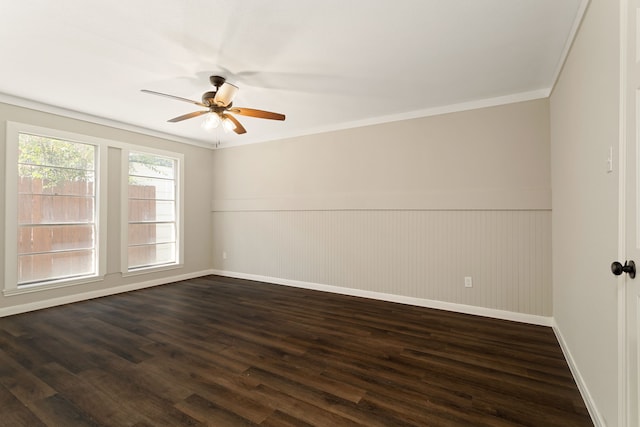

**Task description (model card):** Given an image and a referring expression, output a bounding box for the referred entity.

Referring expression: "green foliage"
[18,133,95,187]
[17,134,176,189]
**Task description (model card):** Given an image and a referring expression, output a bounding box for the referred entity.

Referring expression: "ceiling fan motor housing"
[202,91,217,106]
[203,76,228,106]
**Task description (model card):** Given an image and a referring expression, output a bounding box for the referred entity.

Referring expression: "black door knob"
[611,260,636,278]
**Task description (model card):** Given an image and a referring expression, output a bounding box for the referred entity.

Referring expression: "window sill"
[121,263,183,278]
[3,275,105,297]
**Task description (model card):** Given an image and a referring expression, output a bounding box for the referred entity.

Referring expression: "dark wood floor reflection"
[0,275,592,426]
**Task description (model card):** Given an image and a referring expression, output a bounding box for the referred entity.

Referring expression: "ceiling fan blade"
[141,89,208,107]
[228,107,285,121]
[223,114,247,134]
[213,82,239,107]
[168,110,210,123]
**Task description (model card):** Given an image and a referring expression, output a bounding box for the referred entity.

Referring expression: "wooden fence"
[17,177,156,283]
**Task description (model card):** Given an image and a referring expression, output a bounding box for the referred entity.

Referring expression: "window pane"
[18,167,94,196]
[18,195,95,224]
[18,250,95,284]
[127,150,178,271]
[128,200,175,222]
[128,153,174,179]
[19,134,95,170]
[128,243,176,269]
[128,223,175,246]
[16,133,98,286]
[128,177,174,200]
[18,225,94,254]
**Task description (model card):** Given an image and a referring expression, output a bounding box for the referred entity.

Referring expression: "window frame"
[120,147,184,276]
[4,122,108,295]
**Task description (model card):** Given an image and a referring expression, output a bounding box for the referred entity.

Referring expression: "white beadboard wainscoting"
[211,209,552,321]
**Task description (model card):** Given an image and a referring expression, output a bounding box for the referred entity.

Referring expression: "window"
[4,123,107,294]
[123,149,182,272]
[4,122,183,295]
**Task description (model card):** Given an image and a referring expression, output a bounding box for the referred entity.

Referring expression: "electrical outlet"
[222,251,227,260]
[464,276,473,288]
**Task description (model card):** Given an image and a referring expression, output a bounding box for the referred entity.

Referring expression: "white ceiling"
[0,0,586,149]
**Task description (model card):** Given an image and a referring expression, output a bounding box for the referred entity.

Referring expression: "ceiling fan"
[141,75,285,135]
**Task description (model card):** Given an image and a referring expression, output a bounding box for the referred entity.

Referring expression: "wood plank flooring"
[0,275,592,426]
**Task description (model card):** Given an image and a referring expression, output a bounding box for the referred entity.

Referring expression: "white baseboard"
[211,269,553,326]
[552,320,603,427]
[0,269,216,318]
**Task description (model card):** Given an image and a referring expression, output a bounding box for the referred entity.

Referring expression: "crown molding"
[218,88,551,149]
[1,87,551,151]
[0,92,214,150]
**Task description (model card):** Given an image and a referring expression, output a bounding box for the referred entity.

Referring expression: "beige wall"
[212,99,552,318]
[550,0,620,425]
[213,99,550,211]
[1,97,551,319]
[0,102,214,314]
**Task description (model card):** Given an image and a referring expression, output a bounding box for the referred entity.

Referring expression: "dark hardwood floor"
[0,275,592,426]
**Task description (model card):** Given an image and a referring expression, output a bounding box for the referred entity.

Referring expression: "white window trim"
[4,121,109,296]
[120,146,184,276]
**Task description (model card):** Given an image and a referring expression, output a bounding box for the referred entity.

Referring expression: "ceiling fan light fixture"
[202,113,221,130]
[222,116,237,132]
[213,82,239,107]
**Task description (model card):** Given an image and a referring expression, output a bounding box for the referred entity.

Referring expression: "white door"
[622,0,640,425]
